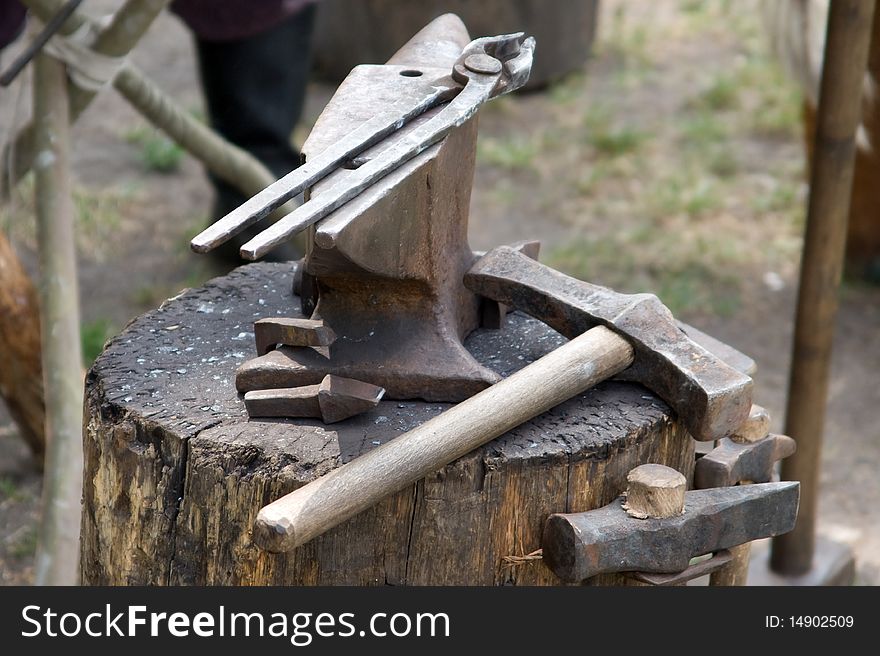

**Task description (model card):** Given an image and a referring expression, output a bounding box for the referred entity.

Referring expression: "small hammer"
[542,464,800,581]
[253,248,753,552]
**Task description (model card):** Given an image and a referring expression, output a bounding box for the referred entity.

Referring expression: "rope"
[43,19,125,92]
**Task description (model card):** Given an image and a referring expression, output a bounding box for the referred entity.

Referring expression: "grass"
[583,108,648,157]
[0,177,140,261]
[587,125,646,157]
[9,527,38,560]
[477,135,539,171]
[692,74,740,111]
[643,172,724,219]
[548,73,586,105]
[0,476,18,500]
[124,125,185,173]
[130,262,215,311]
[81,318,118,366]
[679,113,729,149]
[544,228,742,318]
[731,54,803,139]
[706,149,739,178]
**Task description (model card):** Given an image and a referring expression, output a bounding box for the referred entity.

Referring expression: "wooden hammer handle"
[254,325,634,552]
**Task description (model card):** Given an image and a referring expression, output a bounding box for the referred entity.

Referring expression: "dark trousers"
[195,6,315,258]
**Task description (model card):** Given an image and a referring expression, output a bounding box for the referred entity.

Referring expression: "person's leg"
[195,5,315,260]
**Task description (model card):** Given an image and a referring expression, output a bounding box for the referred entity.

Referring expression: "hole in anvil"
[399,69,423,77]
[341,158,364,170]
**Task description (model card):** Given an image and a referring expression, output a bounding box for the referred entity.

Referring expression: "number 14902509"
[765,616,854,628]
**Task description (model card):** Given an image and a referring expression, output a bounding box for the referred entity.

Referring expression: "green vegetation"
[0,177,140,261]
[477,135,539,171]
[545,227,742,318]
[692,74,740,111]
[583,108,648,157]
[131,262,215,311]
[9,527,38,560]
[0,476,18,500]
[81,318,118,365]
[125,125,185,173]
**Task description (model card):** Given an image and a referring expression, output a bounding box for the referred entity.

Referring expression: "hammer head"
[695,433,797,489]
[464,247,753,441]
[542,481,799,581]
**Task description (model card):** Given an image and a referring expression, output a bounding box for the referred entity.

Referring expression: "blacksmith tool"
[252,250,753,551]
[196,18,539,402]
[696,433,796,490]
[694,408,796,586]
[541,464,800,582]
[464,246,753,442]
[244,374,385,424]
[191,31,536,259]
[254,317,336,355]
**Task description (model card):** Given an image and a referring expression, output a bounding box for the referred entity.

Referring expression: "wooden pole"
[32,50,83,585]
[0,232,45,460]
[3,0,169,196]
[770,0,875,576]
[3,0,295,224]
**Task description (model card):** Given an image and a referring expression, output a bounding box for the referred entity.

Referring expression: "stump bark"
[81,263,693,586]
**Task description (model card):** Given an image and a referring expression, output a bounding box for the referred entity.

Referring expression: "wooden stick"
[4,0,298,235]
[771,0,876,576]
[0,232,45,460]
[255,325,635,552]
[32,50,84,585]
[709,542,751,587]
[711,403,772,586]
[3,0,169,196]
[622,464,686,519]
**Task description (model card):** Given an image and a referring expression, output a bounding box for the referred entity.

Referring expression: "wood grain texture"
[622,464,686,519]
[32,51,83,585]
[81,263,694,585]
[729,404,770,444]
[774,0,876,575]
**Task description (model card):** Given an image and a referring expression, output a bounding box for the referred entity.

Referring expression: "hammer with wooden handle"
[253,247,753,552]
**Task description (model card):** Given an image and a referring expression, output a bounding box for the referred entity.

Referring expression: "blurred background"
[1,0,878,584]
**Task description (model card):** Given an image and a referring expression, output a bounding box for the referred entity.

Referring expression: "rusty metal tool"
[244,374,385,423]
[621,464,732,586]
[695,433,796,490]
[476,240,540,329]
[191,31,536,259]
[695,408,796,586]
[0,0,84,87]
[254,317,336,355]
[252,252,754,550]
[464,246,753,441]
[542,480,800,582]
[229,17,535,403]
[626,551,733,586]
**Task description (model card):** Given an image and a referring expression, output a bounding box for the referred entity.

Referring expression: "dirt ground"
[1,0,878,585]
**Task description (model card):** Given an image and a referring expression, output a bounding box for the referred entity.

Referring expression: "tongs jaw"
[190,31,535,261]
[452,32,536,97]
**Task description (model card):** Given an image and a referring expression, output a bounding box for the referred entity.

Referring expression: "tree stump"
[81,263,693,586]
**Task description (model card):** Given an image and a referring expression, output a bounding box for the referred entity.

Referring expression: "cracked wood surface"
[81,263,693,585]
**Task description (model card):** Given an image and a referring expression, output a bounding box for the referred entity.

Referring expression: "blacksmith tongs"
[190,32,536,260]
